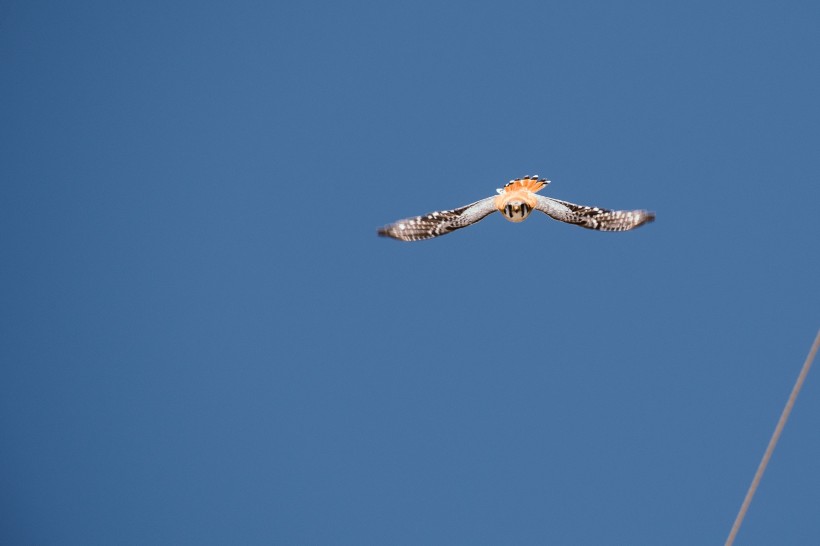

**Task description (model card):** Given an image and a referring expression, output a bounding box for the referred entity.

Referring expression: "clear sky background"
[2,2,819,544]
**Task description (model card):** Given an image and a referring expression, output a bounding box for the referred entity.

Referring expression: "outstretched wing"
[378,196,497,241]
[534,195,655,231]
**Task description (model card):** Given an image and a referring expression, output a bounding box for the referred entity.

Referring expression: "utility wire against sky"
[725,328,820,546]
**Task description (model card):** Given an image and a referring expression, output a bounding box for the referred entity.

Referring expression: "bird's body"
[494,177,545,222]
[378,175,655,241]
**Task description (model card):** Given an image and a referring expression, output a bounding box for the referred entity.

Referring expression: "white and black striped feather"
[534,195,655,231]
[378,197,497,241]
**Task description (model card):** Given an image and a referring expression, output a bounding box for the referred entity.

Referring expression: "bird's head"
[502,200,532,223]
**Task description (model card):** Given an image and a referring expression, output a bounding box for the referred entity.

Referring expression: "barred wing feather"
[534,195,654,232]
[378,196,498,241]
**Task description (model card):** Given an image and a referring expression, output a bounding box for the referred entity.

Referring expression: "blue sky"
[2,1,819,544]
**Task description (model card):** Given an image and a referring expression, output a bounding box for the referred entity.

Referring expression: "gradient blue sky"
[2,2,819,544]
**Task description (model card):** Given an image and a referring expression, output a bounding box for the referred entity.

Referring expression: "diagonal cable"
[725,328,820,546]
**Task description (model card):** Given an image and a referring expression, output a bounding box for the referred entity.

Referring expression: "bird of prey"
[377,176,655,241]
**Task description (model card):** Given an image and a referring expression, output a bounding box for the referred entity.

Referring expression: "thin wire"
[725,328,820,546]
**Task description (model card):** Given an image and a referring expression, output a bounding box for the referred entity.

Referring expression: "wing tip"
[378,225,410,241]
[618,210,655,231]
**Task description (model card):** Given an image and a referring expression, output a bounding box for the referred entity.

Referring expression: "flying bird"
[378,176,655,241]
